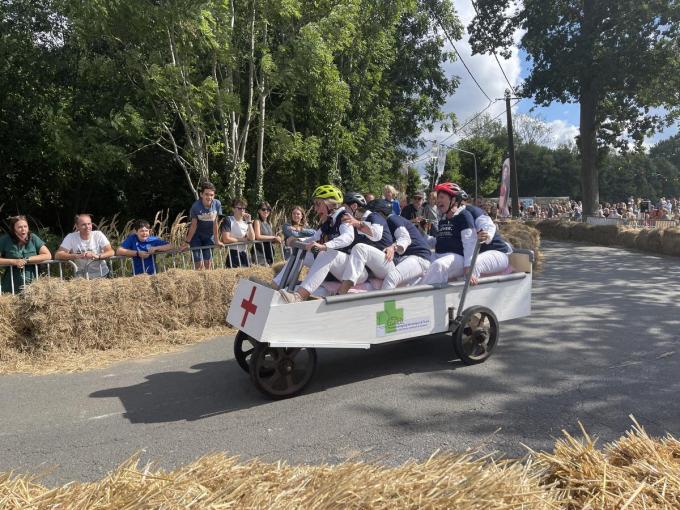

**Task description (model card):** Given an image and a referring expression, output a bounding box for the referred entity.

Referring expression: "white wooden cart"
[226,243,534,399]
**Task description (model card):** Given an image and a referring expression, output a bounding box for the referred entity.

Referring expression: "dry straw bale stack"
[636,228,663,253]
[0,294,26,361]
[660,227,680,256]
[20,267,275,354]
[618,227,640,250]
[536,420,680,509]
[534,220,572,241]
[498,221,543,270]
[0,452,565,509]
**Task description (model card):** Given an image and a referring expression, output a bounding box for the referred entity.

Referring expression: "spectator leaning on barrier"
[55,214,114,278]
[252,201,282,265]
[116,219,173,275]
[183,181,224,270]
[220,197,255,268]
[0,215,52,293]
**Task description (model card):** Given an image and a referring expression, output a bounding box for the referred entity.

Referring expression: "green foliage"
[0,0,461,233]
[468,0,680,213]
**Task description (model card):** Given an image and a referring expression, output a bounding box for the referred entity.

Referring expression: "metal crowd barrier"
[585,216,678,228]
[0,240,285,294]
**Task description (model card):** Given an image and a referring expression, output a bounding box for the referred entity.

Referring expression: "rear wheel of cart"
[249,344,317,399]
[452,306,498,365]
[234,330,258,373]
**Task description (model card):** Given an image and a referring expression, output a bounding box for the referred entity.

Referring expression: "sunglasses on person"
[260,208,272,212]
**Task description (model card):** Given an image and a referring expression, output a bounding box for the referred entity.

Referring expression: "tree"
[469,0,680,215]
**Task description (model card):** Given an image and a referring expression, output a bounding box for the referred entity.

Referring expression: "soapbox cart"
[226,243,533,399]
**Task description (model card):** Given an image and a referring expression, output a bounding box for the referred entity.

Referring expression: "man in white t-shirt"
[55,214,115,278]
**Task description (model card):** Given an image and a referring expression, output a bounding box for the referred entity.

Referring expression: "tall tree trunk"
[256,82,266,203]
[579,0,599,217]
[579,86,599,217]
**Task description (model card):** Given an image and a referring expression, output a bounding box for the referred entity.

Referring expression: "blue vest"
[464,205,510,253]
[355,212,394,250]
[435,209,475,255]
[387,215,431,261]
[320,208,353,253]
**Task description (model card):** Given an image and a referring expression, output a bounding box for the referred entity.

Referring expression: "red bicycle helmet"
[433,182,465,199]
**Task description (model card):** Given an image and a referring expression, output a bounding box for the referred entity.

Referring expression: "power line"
[433,13,492,103]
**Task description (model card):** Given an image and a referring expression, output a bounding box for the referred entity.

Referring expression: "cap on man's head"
[412,190,424,198]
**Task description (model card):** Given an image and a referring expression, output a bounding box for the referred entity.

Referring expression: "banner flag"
[499,158,511,217]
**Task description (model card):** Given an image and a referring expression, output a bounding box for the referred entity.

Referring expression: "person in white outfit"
[55,214,115,278]
[337,192,395,294]
[278,185,361,303]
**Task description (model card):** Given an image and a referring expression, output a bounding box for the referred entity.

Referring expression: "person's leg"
[273,250,313,289]
[239,250,250,267]
[421,253,464,285]
[264,241,274,265]
[226,249,239,268]
[382,256,430,289]
[338,244,380,294]
[190,237,205,269]
[280,250,343,302]
[473,250,509,277]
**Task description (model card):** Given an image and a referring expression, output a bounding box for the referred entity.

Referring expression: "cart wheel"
[249,344,317,399]
[234,331,258,373]
[452,306,499,365]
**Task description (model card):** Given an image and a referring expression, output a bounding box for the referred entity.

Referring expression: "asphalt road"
[2,240,680,485]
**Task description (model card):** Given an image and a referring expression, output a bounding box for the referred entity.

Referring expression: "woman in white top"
[220,197,255,267]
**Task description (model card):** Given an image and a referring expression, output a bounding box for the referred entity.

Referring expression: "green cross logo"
[377,300,404,334]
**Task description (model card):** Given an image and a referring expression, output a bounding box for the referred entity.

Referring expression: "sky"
[416,0,679,162]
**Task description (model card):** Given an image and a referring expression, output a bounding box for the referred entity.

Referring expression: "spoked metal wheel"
[453,306,499,365]
[234,331,258,373]
[249,344,317,399]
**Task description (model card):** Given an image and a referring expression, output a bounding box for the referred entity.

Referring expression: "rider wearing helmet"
[462,197,513,280]
[278,184,360,302]
[421,182,477,285]
[337,193,395,294]
[367,199,432,290]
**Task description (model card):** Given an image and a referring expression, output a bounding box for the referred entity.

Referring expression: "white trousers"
[301,249,367,294]
[421,252,465,285]
[341,244,392,284]
[382,255,431,289]
[473,250,509,277]
[273,251,315,288]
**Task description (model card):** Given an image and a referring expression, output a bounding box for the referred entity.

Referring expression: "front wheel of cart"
[249,344,317,399]
[452,306,499,365]
[234,331,258,373]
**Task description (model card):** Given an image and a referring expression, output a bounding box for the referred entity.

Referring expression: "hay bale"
[636,228,663,253]
[0,294,26,361]
[535,220,572,241]
[499,222,543,271]
[0,452,565,509]
[591,224,620,246]
[618,228,640,250]
[20,267,275,354]
[660,227,680,256]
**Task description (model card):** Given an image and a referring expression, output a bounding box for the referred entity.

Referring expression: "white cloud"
[545,119,579,147]
[416,1,580,153]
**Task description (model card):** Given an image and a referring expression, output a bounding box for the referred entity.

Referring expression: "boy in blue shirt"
[182,181,224,269]
[117,220,174,275]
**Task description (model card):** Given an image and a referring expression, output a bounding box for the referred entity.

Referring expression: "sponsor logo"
[376,300,430,337]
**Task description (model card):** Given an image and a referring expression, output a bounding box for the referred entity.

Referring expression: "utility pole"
[505,89,520,218]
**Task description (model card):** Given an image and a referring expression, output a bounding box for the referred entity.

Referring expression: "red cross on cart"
[240,286,258,327]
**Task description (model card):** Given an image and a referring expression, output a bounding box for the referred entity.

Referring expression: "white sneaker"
[279,289,303,303]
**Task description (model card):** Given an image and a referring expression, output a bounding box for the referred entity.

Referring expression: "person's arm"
[474,215,496,244]
[116,246,139,258]
[392,226,412,254]
[184,218,198,246]
[148,241,174,254]
[55,246,76,260]
[29,245,52,263]
[213,218,224,247]
[99,244,115,259]
[323,221,354,250]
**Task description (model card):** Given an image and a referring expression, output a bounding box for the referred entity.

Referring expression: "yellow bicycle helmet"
[312,184,343,203]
